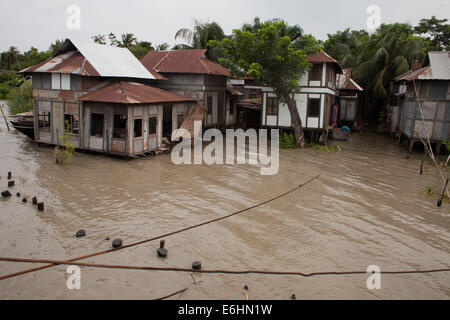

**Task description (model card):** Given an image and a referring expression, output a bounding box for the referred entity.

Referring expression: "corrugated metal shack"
[20,38,197,157]
[140,49,238,134]
[392,51,450,153]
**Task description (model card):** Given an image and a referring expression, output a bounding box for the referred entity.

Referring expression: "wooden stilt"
[0,103,10,131]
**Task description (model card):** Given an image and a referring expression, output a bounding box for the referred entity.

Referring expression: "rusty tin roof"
[306,51,343,73]
[337,68,363,91]
[79,82,198,104]
[395,51,450,81]
[141,49,231,77]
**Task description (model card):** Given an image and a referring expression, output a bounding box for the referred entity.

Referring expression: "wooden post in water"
[0,103,10,131]
[437,179,449,208]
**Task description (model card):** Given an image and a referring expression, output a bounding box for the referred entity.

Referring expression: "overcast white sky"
[0,0,449,52]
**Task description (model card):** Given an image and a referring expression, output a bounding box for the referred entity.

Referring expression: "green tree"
[210,20,310,147]
[292,33,323,56]
[92,34,106,44]
[108,33,119,46]
[157,43,170,51]
[353,23,426,100]
[49,39,65,55]
[119,33,137,49]
[6,81,32,115]
[414,16,450,51]
[175,19,225,49]
[1,46,21,70]
[129,41,155,59]
[323,28,368,68]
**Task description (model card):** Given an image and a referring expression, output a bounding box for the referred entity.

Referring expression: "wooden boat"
[9,111,35,139]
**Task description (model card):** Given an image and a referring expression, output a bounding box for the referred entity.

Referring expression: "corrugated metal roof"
[22,38,162,80]
[22,51,100,76]
[337,68,363,91]
[141,49,231,77]
[395,51,450,81]
[79,81,198,104]
[306,51,343,73]
[226,83,243,95]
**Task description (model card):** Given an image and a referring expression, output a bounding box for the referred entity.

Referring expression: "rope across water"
[0,175,320,281]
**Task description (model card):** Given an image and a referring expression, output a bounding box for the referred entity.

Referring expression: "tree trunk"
[286,95,306,148]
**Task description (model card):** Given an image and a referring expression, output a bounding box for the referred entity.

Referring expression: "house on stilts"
[392,51,450,154]
[140,49,240,135]
[20,39,199,157]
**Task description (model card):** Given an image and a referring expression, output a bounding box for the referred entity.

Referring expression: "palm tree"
[353,23,426,100]
[4,46,21,69]
[119,33,137,49]
[174,19,225,49]
[242,17,262,33]
[156,43,170,51]
[49,39,65,55]
[242,17,303,40]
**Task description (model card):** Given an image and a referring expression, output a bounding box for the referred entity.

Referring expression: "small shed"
[393,51,450,152]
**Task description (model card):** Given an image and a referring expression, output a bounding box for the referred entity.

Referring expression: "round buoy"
[112,239,122,248]
[192,261,202,270]
[75,229,86,238]
[157,240,168,258]
[1,190,11,198]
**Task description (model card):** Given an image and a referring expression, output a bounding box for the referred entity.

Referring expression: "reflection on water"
[0,101,449,299]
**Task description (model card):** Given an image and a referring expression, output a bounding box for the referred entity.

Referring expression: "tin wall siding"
[398,80,450,141]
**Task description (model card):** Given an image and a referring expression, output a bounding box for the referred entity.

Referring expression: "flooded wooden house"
[392,51,450,152]
[259,51,343,133]
[20,38,197,156]
[336,68,363,124]
[229,77,264,130]
[140,49,236,134]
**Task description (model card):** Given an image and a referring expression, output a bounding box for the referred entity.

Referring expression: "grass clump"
[279,132,296,148]
[425,186,449,203]
[55,121,76,164]
[311,142,342,152]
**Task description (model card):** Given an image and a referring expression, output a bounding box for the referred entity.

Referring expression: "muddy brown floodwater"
[0,101,449,299]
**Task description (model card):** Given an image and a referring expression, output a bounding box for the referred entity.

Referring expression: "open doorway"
[163,103,173,139]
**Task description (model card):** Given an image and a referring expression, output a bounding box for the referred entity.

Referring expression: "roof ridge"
[154,51,172,72]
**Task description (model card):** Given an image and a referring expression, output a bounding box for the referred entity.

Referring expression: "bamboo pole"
[0,103,10,131]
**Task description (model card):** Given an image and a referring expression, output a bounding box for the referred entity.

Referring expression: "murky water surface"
[0,101,449,299]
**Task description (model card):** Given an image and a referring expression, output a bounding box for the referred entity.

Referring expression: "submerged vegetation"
[279,133,296,148]
[425,186,449,203]
[55,121,75,165]
[311,143,342,152]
